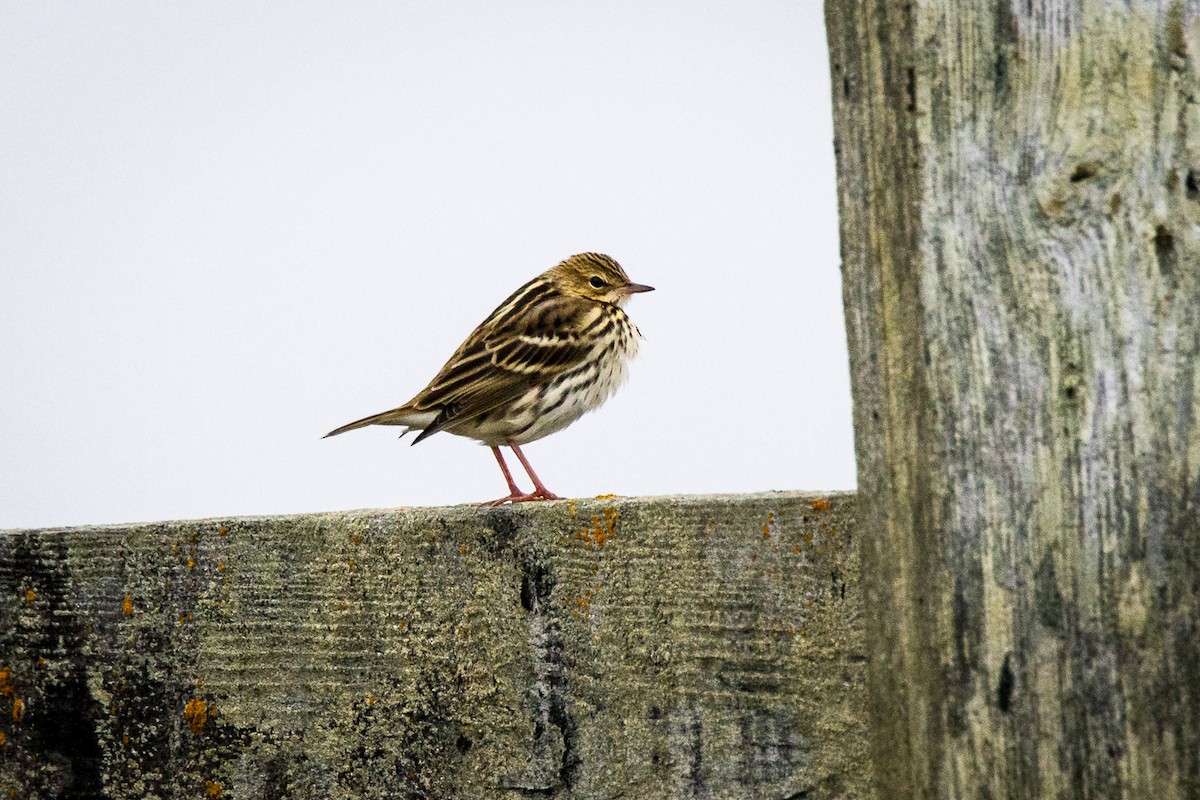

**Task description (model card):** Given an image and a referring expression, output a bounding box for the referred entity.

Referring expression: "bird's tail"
[323,407,426,438]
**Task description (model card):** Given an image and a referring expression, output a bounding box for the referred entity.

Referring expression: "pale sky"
[1,3,854,529]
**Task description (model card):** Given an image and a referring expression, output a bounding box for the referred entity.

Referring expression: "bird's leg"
[508,442,561,501]
[480,444,561,506]
[492,446,523,496]
[479,446,528,506]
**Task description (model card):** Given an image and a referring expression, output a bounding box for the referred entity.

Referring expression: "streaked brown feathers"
[325,252,652,504]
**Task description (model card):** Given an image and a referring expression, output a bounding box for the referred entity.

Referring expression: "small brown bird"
[325,253,653,505]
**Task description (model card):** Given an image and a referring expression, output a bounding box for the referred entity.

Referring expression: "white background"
[1,3,853,529]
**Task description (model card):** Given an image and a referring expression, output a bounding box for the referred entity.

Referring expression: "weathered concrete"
[0,492,868,799]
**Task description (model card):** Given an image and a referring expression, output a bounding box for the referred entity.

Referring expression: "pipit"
[325,253,653,505]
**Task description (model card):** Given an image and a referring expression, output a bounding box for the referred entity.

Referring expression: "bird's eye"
[589,276,606,289]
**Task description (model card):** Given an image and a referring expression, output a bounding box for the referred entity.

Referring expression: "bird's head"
[551,252,654,307]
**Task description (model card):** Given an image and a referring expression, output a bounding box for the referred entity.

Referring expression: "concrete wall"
[0,492,869,799]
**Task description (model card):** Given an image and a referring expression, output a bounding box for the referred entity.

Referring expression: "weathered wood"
[828,0,1200,797]
[0,493,868,799]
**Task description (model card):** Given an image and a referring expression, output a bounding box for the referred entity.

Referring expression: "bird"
[325,252,653,505]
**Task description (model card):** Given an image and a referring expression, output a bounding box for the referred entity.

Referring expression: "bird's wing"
[407,295,601,442]
[486,296,604,373]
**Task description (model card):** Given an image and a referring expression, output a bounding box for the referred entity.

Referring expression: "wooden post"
[827,0,1200,796]
[0,494,870,798]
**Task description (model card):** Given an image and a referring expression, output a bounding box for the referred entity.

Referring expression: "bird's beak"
[622,282,655,295]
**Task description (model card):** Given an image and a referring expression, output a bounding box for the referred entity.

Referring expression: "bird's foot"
[479,488,561,507]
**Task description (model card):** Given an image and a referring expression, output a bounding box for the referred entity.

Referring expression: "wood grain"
[0,493,867,799]
[828,1,1200,796]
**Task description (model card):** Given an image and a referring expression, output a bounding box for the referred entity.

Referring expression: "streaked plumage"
[325,253,653,504]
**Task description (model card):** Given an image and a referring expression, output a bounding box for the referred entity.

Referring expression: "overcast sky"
[1,3,853,529]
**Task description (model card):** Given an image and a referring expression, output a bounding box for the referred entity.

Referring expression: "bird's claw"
[479,489,562,507]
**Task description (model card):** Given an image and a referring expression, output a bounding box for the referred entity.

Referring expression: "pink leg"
[509,442,560,500]
[482,445,537,506]
[491,446,523,496]
[480,443,561,506]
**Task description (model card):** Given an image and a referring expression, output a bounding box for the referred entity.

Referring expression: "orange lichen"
[366,695,376,706]
[568,499,577,516]
[352,533,361,545]
[575,517,606,548]
[122,595,134,617]
[0,731,6,746]
[810,498,832,512]
[187,558,195,569]
[184,698,209,735]
[12,699,25,722]
[594,493,617,500]
[576,508,620,548]
[204,780,224,798]
[563,586,598,619]
[459,544,468,555]
[122,734,129,745]
[217,526,229,535]
[790,545,803,554]
[216,562,225,572]
[0,668,13,697]
[23,590,35,603]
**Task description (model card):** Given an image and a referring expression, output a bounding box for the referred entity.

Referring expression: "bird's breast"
[501,309,639,445]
